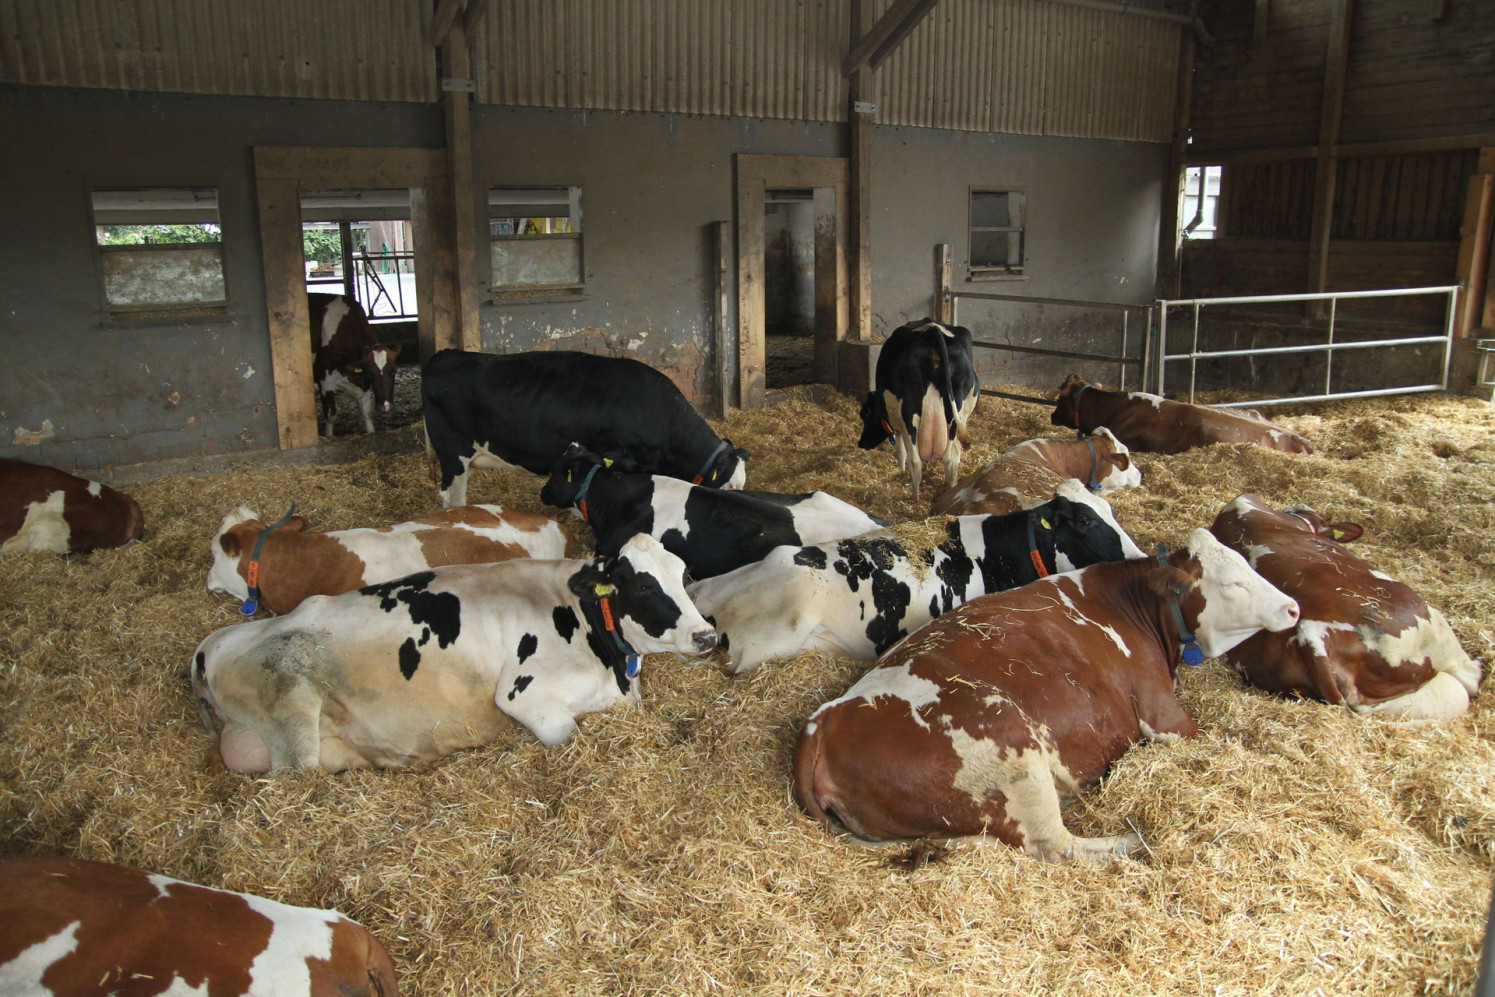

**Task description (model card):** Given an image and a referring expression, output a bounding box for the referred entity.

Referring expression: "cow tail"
[932,326,958,436]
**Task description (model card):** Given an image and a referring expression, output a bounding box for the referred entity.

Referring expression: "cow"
[309,292,400,437]
[191,533,717,771]
[1044,374,1313,455]
[1,458,144,555]
[206,504,575,616]
[791,529,1301,860]
[540,444,887,580]
[929,427,1142,517]
[1209,493,1483,720]
[856,319,981,502]
[688,479,1145,674]
[0,855,399,997]
[422,349,749,507]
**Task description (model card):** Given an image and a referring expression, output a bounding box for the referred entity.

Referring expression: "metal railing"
[1153,285,1461,408]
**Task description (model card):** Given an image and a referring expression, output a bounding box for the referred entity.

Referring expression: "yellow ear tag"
[566,470,573,482]
[1331,529,1343,540]
[1040,517,1051,530]
[594,582,614,597]
[603,457,614,467]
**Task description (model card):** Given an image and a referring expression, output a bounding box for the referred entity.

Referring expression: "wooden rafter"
[431,0,463,44]
[842,0,941,75]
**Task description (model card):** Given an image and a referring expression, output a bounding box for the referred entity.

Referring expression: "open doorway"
[764,189,817,388]
[299,188,423,436]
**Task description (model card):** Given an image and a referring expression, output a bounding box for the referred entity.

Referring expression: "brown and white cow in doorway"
[1209,493,1482,719]
[1,458,144,555]
[310,292,400,437]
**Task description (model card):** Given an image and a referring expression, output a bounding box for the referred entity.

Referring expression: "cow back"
[0,458,144,554]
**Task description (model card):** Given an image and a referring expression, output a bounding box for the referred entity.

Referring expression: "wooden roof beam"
[431,0,463,45]
[842,0,941,76]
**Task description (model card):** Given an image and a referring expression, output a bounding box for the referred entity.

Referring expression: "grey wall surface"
[0,84,441,472]
[1,84,1167,473]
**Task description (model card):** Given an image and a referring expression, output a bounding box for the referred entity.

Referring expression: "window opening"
[300,189,416,323]
[92,187,225,310]
[1183,166,1222,239]
[488,186,583,295]
[969,189,1026,279]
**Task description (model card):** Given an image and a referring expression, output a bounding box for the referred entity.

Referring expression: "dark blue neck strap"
[1156,544,1204,666]
[240,503,297,616]
[692,440,730,485]
[1071,384,1093,437]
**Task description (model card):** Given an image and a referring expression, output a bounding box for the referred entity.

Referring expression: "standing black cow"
[857,319,980,502]
[422,349,750,507]
[541,444,887,580]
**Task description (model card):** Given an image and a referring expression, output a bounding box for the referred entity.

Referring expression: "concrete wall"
[1,85,1167,472]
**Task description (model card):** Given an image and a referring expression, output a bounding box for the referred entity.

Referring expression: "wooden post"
[254,172,318,450]
[1455,171,1494,337]
[1156,28,1195,301]
[1305,0,1353,317]
[813,187,840,385]
[441,21,482,353]
[849,0,875,343]
[934,243,953,324]
[711,220,732,418]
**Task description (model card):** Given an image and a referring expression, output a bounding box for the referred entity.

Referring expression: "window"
[91,187,225,310]
[1182,166,1221,239]
[488,186,583,295]
[969,189,1025,279]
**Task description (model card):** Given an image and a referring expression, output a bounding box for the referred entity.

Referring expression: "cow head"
[1046,479,1146,568]
[1281,503,1364,543]
[857,391,891,450]
[1162,528,1300,658]
[1044,374,1098,430]
[703,440,750,490]
[1085,428,1143,494]
[205,506,311,601]
[346,344,400,414]
[541,444,611,514]
[1211,493,1365,549]
[568,533,717,656]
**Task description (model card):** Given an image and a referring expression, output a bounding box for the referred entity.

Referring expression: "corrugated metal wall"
[0,0,1180,142]
[0,0,434,102]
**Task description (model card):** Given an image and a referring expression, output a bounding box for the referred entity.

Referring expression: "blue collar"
[1156,544,1204,666]
[240,503,297,616]
[1071,383,1094,438]
[573,462,602,521]
[692,440,730,485]
[1084,436,1102,490]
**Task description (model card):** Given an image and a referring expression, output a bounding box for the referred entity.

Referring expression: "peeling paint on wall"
[12,420,56,445]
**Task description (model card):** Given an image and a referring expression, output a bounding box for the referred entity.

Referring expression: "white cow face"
[205,506,259,601]
[610,534,719,655]
[1088,428,1143,494]
[1185,528,1300,657]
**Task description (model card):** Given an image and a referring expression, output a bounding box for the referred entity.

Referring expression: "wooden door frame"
[253,146,462,450]
[735,154,849,409]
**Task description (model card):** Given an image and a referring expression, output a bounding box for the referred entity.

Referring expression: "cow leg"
[357,387,376,434]
[440,460,471,508]
[319,390,337,438]
[500,691,580,747]
[697,576,831,674]
[1363,671,1473,721]
[966,749,1140,862]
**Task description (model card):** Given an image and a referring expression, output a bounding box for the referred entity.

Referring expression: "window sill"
[967,272,1027,282]
[488,287,589,305]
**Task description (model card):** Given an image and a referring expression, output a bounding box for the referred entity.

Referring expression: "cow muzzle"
[692,628,719,653]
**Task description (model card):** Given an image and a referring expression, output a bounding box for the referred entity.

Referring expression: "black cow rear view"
[422,349,750,507]
[857,319,980,502]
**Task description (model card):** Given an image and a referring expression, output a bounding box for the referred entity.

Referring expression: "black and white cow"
[540,444,888,580]
[309,293,400,437]
[857,319,981,502]
[422,349,749,507]
[191,533,716,771]
[689,479,1145,673]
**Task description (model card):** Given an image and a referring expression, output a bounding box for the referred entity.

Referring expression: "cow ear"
[1324,522,1363,542]
[567,563,611,598]
[283,516,310,534]
[1147,565,1197,601]
[730,444,751,464]
[219,528,244,557]
[387,343,401,359]
[1042,387,1060,400]
[1110,453,1131,471]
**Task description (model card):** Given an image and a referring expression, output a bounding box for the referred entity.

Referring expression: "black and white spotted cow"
[540,444,888,580]
[857,319,981,502]
[191,533,716,771]
[422,349,750,507]
[689,479,1145,674]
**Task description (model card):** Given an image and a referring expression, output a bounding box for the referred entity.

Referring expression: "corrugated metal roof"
[0,0,435,102]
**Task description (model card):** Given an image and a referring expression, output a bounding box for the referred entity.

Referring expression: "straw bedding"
[2,387,1492,996]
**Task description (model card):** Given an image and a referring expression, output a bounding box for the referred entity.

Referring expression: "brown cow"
[206,503,574,615]
[792,529,1300,861]
[1044,374,1313,455]
[310,293,399,437]
[0,856,398,996]
[928,427,1142,516]
[1209,493,1482,719]
[1,458,144,555]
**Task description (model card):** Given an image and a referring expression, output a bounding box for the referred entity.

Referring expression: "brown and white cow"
[792,529,1300,861]
[1,458,144,555]
[0,856,399,996]
[929,427,1142,516]
[1044,374,1313,455]
[310,293,400,437]
[1209,493,1482,720]
[207,504,574,616]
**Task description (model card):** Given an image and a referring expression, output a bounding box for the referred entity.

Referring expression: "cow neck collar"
[573,463,603,523]
[239,503,297,616]
[692,440,730,485]
[1024,511,1051,580]
[578,578,642,683]
[1287,510,1317,533]
[1070,384,1094,437]
[1156,544,1205,667]
[1083,436,1102,491]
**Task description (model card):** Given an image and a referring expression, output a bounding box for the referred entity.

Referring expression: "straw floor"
[2,386,1493,996]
